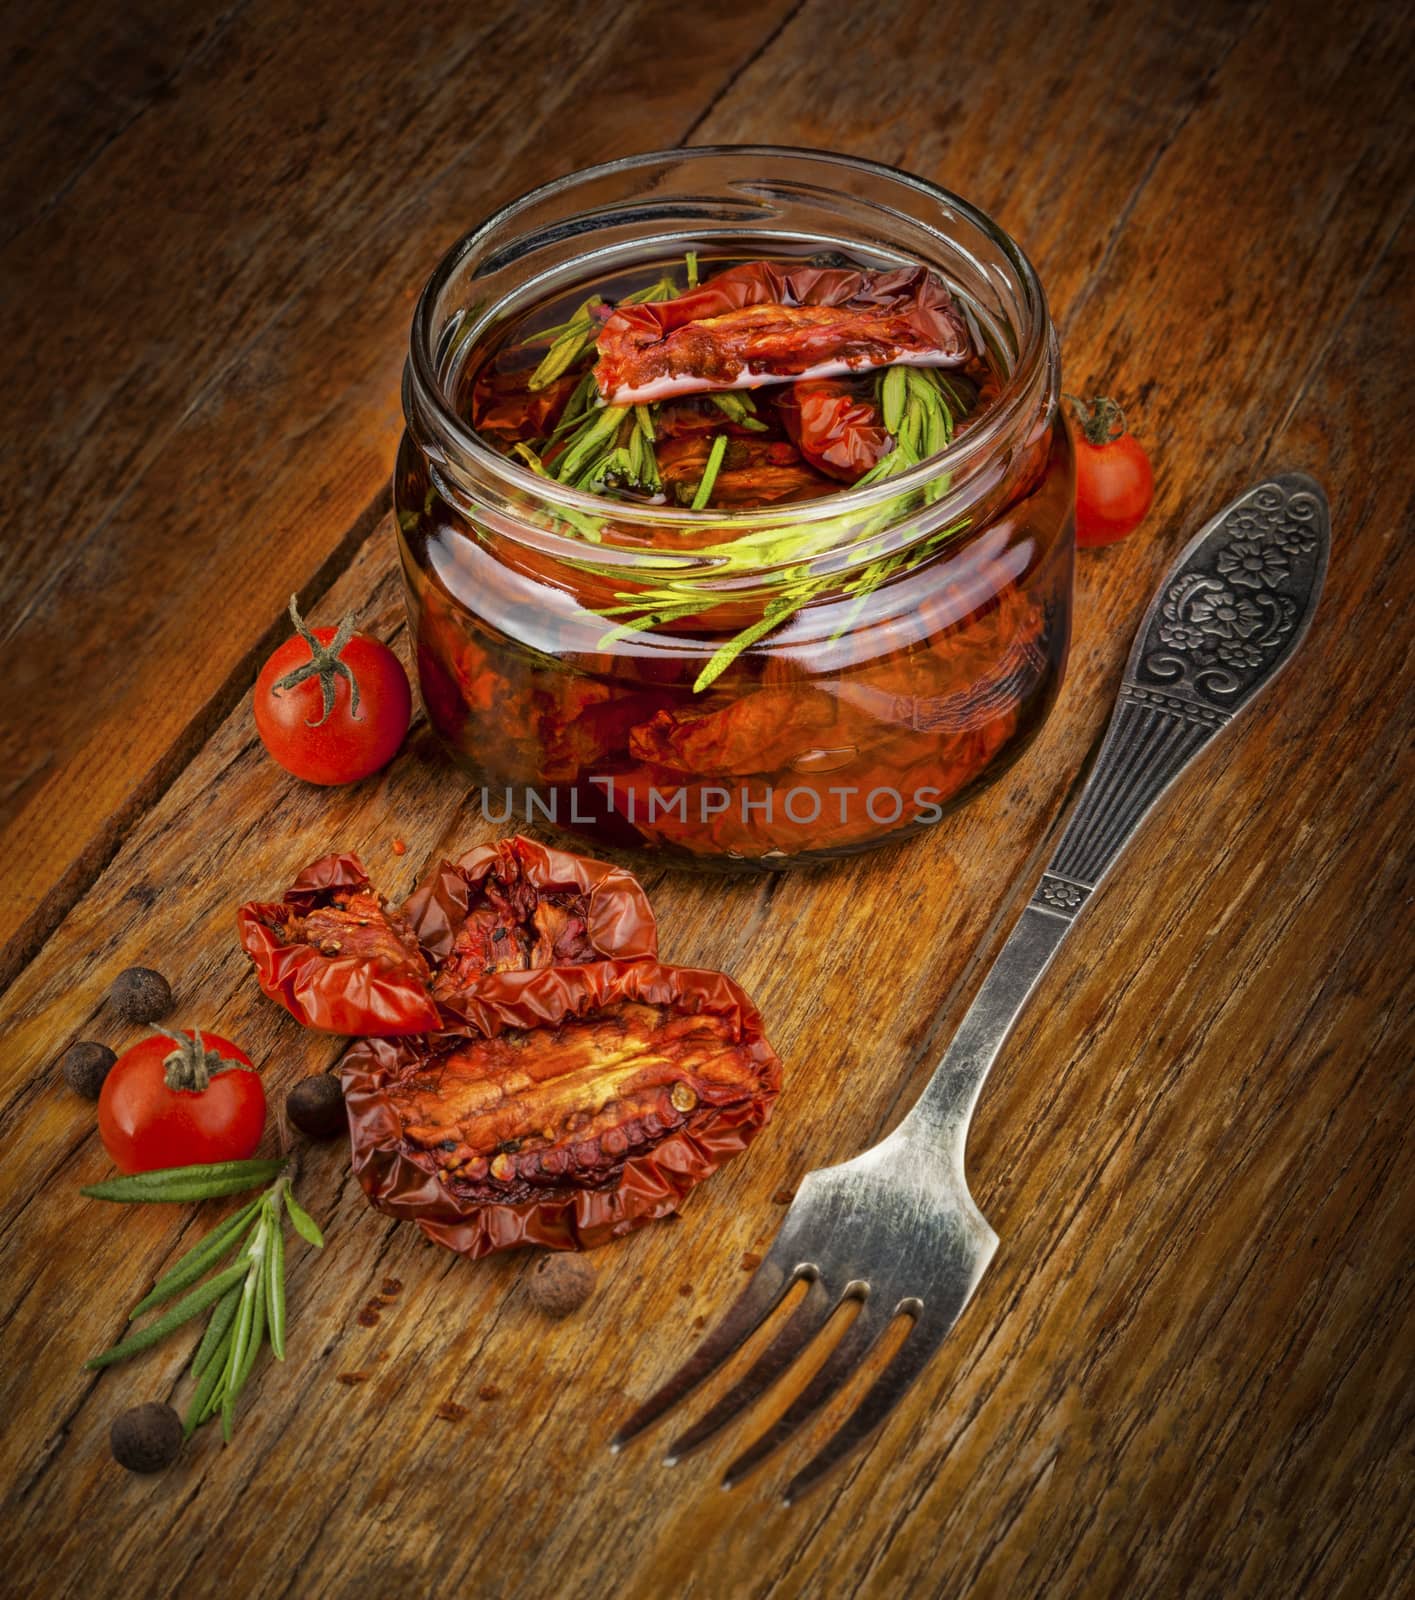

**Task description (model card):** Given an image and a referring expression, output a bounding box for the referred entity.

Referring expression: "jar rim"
[406,144,1053,537]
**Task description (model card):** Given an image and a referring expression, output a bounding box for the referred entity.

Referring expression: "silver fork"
[611,471,1330,1502]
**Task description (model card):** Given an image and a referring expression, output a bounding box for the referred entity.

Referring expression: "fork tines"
[611,1231,947,1504]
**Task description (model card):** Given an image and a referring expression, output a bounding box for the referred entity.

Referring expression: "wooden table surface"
[2,2,1412,1595]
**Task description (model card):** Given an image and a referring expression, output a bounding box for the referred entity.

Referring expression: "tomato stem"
[162,1030,250,1093]
[1064,393,1128,446]
[271,596,362,728]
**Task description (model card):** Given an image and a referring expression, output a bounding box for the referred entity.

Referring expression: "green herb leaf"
[693,597,793,692]
[82,1159,286,1204]
[265,1201,286,1361]
[85,1258,252,1369]
[708,391,769,432]
[184,1318,235,1438]
[881,365,908,435]
[129,1197,262,1316]
[220,1221,267,1442]
[623,274,679,308]
[526,295,605,390]
[192,1281,244,1379]
[527,274,676,392]
[284,1190,326,1249]
[691,434,728,511]
[596,601,719,650]
[553,404,626,483]
[685,250,698,289]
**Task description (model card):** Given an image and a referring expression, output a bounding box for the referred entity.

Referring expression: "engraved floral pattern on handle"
[1031,472,1329,906]
[1137,479,1326,706]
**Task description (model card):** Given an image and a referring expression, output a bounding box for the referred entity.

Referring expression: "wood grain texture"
[2,1,1413,1596]
[0,0,800,983]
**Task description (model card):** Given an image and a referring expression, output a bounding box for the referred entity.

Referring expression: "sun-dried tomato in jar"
[340,960,782,1256]
[396,149,1074,867]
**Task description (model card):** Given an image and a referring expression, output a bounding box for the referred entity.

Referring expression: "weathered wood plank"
[0,0,244,244]
[1,249,1409,1600]
[0,0,801,983]
[1,0,1412,1595]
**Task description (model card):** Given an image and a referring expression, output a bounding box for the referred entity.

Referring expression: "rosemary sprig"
[526,272,678,391]
[525,295,605,389]
[545,398,668,500]
[691,434,728,510]
[83,1158,326,1442]
[707,391,768,432]
[81,1158,286,1204]
[128,1196,262,1315]
[597,365,978,690]
[554,404,633,484]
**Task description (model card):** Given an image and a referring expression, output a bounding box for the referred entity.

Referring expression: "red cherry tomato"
[254,597,411,785]
[98,1030,267,1174]
[1068,395,1155,547]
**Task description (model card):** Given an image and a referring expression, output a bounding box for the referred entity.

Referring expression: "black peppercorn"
[109,967,173,1024]
[285,1074,346,1140]
[526,1252,597,1318]
[110,1402,182,1473]
[60,1041,117,1100]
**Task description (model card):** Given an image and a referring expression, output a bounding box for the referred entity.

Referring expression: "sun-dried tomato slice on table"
[237,852,441,1036]
[238,837,662,1034]
[339,959,782,1257]
[402,834,658,1002]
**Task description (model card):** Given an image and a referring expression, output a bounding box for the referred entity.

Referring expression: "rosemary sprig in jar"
[593,366,977,689]
[524,272,679,391]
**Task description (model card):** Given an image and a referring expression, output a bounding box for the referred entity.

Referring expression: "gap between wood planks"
[1257,192,1415,462]
[1057,0,1271,342]
[677,0,814,145]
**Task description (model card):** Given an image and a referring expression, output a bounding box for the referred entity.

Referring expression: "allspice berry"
[285,1074,345,1140]
[110,1402,183,1474]
[60,1041,117,1100]
[109,967,173,1024]
[526,1252,597,1318]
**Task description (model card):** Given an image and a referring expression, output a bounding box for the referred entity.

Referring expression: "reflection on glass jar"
[397,148,1074,868]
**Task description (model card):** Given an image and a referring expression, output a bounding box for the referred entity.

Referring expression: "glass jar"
[396,147,1074,868]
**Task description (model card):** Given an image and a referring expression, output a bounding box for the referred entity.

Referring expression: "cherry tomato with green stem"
[1067,394,1155,547]
[98,1030,267,1174]
[254,597,411,784]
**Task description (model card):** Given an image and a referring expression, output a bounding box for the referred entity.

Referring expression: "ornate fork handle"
[904,472,1330,1147]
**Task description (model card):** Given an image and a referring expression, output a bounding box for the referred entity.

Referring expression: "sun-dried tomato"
[470,367,579,444]
[629,686,846,777]
[656,435,836,507]
[402,835,657,1003]
[774,376,893,482]
[340,960,782,1257]
[239,839,661,1034]
[594,262,972,405]
[606,570,1051,857]
[414,585,678,780]
[237,853,442,1037]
